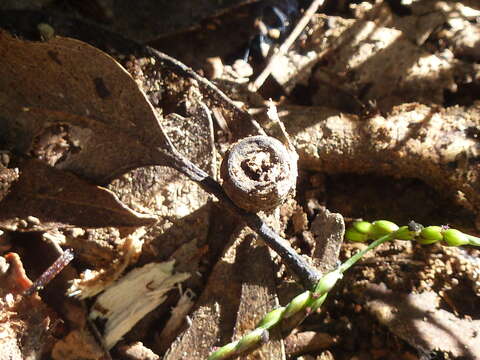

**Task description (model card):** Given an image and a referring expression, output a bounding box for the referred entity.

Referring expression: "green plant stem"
[467,234,480,247]
[339,230,398,273]
[207,228,402,360]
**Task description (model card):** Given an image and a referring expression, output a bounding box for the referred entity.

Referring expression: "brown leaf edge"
[0,159,157,231]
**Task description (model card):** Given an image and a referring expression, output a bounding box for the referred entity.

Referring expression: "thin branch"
[144,46,266,138]
[249,0,326,92]
[153,146,322,289]
[198,100,218,180]
[23,248,74,296]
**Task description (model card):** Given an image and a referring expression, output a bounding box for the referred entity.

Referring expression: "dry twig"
[249,0,326,92]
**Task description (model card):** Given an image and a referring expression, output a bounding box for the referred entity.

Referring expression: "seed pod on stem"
[283,290,311,319]
[345,228,369,242]
[257,306,286,330]
[352,221,373,235]
[418,226,443,244]
[443,228,469,246]
[370,220,399,238]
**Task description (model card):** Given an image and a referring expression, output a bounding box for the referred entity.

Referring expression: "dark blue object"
[244,0,299,61]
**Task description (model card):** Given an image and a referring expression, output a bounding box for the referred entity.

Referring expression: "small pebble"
[27,216,40,225]
[232,59,253,78]
[204,57,223,80]
[18,219,28,229]
[0,152,10,167]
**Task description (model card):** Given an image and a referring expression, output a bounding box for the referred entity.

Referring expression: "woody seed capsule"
[220,135,297,212]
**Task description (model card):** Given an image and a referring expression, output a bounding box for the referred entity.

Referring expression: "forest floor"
[0,1,479,359]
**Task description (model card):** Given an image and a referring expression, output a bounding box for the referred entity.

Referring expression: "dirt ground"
[0,1,479,360]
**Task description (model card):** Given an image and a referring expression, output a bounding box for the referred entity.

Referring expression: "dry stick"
[249,0,326,92]
[153,145,321,289]
[144,46,266,138]
[142,45,321,287]
[37,237,113,359]
[198,100,218,180]
[23,249,74,296]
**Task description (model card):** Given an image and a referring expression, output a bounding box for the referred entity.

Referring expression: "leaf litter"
[1,1,480,359]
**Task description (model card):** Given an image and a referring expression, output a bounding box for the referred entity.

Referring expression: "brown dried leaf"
[0,30,168,183]
[0,159,156,231]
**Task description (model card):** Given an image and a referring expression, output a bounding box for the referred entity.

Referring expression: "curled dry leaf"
[0,159,156,231]
[0,30,169,184]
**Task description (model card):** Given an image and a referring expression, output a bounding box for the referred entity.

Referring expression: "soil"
[0,1,479,360]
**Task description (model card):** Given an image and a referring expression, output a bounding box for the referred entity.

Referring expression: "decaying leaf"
[230,232,284,360]
[0,159,156,231]
[0,30,169,184]
[107,111,215,280]
[164,227,282,360]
